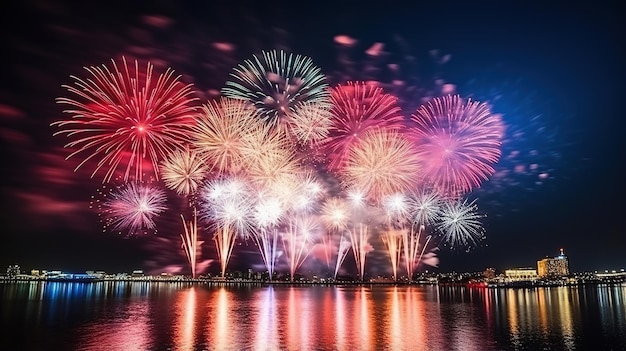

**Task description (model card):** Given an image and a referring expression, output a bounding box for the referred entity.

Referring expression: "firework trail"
[404,189,442,279]
[279,172,325,282]
[252,193,284,280]
[180,209,201,278]
[380,193,411,280]
[334,236,351,280]
[345,189,372,281]
[436,197,485,250]
[320,197,349,270]
[342,129,421,202]
[200,176,255,277]
[410,94,503,198]
[222,49,331,127]
[380,228,404,280]
[323,82,405,171]
[101,181,167,236]
[403,225,434,280]
[52,57,198,183]
[282,214,321,282]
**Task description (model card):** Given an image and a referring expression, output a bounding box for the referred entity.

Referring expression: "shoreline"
[1,277,622,288]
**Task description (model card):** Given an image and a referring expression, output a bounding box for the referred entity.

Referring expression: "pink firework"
[101,182,167,236]
[323,82,405,171]
[410,94,503,198]
[52,57,198,183]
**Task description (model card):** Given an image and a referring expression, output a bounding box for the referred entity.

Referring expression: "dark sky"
[1,1,623,275]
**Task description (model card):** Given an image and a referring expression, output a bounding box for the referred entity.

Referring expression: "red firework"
[322,81,405,172]
[409,94,503,198]
[52,57,199,183]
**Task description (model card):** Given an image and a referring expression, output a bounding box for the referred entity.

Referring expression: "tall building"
[537,248,570,278]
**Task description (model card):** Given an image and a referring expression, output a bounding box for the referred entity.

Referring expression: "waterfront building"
[537,248,570,278]
[504,268,538,281]
[6,265,20,278]
[483,267,496,279]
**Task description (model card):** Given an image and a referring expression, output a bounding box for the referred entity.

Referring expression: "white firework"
[436,198,485,249]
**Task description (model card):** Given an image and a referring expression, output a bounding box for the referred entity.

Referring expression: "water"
[1,281,624,350]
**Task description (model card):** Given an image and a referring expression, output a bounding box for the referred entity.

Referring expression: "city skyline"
[1,1,623,275]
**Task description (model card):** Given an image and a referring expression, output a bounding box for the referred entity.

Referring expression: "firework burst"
[191,97,263,175]
[410,94,503,198]
[323,81,405,171]
[52,57,198,182]
[222,49,331,127]
[101,182,167,236]
[436,197,485,250]
[342,129,421,202]
[200,176,255,277]
[409,188,443,226]
[284,101,333,146]
[160,147,208,197]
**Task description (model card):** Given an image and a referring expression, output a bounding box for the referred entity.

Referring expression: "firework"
[222,49,331,127]
[284,101,333,146]
[52,57,198,182]
[180,209,201,278]
[410,94,503,198]
[191,97,263,175]
[380,229,404,280]
[160,147,208,196]
[320,197,349,232]
[408,188,443,226]
[200,176,255,277]
[348,221,371,281]
[323,82,405,171]
[403,188,442,279]
[252,193,284,279]
[289,171,325,213]
[334,235,351,280]
[275,172,325,281]
[403,224,435,280]
[345,188,372,281]
[382,193,411,228]
[282,214,321,282]
[320,197,349,268]
[102,182,167,235]
[436,197,485,250]
[342,129,421,202]
[244,135,302,197]
[380,193,411,280]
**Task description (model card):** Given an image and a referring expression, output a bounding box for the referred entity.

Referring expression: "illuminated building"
[6,265,20,278]
[483,267,496,279]
[504,268,538,281]
[537,248,570,278]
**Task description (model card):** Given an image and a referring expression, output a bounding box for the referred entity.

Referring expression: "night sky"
[1,1,623,276]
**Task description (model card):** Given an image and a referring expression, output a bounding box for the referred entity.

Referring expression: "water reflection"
[254,286,279,349]
[1,281,625,350]
[174,286,196,351]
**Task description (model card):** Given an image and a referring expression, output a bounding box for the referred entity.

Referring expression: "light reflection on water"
[0,281,625,350]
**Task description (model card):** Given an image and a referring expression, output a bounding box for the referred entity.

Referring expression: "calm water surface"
[0,281,624,350]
